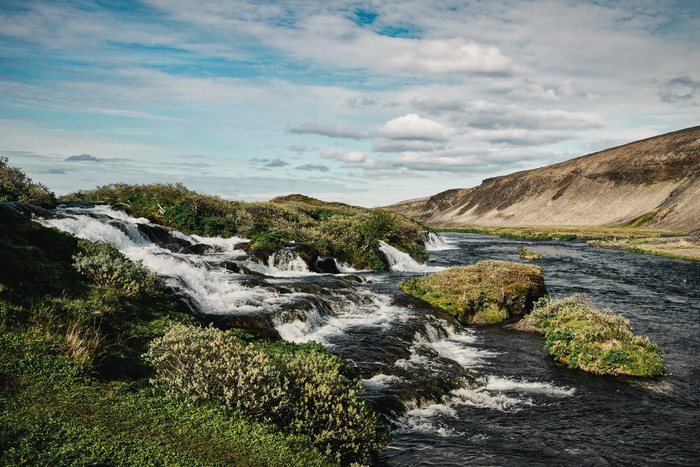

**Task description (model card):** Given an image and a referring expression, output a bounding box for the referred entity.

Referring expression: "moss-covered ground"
[399,261,546,325]
[525,294,666,376]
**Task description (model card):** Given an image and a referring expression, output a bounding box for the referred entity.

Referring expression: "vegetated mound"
[389,126,700,233]
[398,261,547,325]
[523,294,666,377]
[63,183,429,270]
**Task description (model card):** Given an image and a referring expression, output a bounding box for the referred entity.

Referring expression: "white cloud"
[377,114,454,141]
[385,37,523,75]
[507,83,559,101]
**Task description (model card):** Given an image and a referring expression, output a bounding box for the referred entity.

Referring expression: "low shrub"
[527,294,666,376]
[145,324,389,465]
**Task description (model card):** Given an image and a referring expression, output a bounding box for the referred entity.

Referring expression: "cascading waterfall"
[378,240,444,272]
[33,205,578,448]
[424,231,455,251]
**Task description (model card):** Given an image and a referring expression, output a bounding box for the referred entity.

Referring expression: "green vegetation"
[0,200,388,465]
[518,246,542,260]
[0,156,56,207]
[526,294,666,376]
[64,185,428,270]
[399,261,547,325]
[437,227,577,241]
[587,237,700,262]
[146,325,388,465]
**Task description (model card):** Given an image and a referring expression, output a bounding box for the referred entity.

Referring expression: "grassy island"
[399,261,547,325]
[524,294,666,376]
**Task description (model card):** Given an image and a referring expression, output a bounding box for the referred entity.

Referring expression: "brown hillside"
[389,126,700,233]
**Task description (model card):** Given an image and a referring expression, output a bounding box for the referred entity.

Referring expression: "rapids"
[35,206,700,465]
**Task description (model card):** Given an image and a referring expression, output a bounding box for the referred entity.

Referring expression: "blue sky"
[1,0,699,206]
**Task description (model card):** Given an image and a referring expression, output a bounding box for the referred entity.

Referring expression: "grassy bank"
[399,261,547,325]
[587,237,700,262]
[0,200,388,465]
[523,294,666,376]
[62,185,428,270]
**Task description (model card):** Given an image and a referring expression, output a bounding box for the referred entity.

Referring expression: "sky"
[1,0,699,207]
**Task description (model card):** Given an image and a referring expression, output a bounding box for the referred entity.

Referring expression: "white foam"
[424,232,457,251]
[378,241,444,272]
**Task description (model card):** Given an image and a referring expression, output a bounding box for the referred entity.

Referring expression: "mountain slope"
[389,126,700,233]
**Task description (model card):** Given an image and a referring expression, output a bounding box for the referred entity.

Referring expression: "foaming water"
[379,241,444,272]
[424,232,456,251]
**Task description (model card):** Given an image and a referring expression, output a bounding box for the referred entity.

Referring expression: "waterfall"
[424,232,455,251]
[267,248,311,274]
[378,241,444,272]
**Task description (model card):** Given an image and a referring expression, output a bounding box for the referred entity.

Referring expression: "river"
[37,206,700,466]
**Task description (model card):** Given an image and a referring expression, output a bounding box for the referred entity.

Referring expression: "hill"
[389,126,700,234]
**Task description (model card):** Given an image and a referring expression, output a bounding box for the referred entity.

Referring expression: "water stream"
[36,206,700,465]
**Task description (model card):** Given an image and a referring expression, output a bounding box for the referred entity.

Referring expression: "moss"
[518,246,542,260]
[399,261,547,325]
[527,294,666,376]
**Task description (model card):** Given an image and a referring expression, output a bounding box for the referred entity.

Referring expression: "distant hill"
[389,126,700,234]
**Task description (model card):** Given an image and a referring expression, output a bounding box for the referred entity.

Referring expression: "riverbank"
[434,225,700,262]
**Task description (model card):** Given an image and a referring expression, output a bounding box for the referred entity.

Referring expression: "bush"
[145,324,389,465]
[73,239,158,297]
[0,157,56,207]
[527,294,666,376]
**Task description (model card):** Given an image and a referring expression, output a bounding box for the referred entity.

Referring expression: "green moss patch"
[399,261,547,325]
[527,294,666,376]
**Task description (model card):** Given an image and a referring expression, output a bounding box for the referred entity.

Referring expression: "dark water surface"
[379,233,700,466]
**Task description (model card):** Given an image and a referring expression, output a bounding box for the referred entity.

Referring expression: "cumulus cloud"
[658,75,700,105]
[385,37,522,76]
[377,114,454,141]
[290,121,367,139]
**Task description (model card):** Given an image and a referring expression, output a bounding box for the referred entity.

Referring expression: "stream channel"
[37,205,700,466]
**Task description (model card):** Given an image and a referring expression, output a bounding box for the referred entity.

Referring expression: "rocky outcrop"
[389,126,700,233]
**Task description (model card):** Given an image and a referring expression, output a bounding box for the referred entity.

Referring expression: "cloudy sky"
[1,0,699,206]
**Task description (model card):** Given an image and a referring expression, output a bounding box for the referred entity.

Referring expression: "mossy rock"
[399,260,547,325]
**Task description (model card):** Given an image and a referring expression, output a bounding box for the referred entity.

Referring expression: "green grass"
[526,294,666,376]
[399,261,547,325]
[0,201,388,465]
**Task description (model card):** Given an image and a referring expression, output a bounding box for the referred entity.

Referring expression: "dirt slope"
[389,126,700,233]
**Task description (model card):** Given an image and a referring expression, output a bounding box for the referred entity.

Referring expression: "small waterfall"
[424,232,455,251]
[267,248,311,274]
[378,241,444,272]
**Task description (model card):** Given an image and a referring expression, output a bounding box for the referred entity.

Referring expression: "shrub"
[144,324,288,420]
[0,157,56,207]
[144,324,389,464]
[73,239,157,297]
[527,294,666,376]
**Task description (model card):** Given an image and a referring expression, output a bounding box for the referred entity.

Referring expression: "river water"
[36,207,700,466]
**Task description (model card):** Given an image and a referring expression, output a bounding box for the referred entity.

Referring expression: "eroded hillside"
[390,126,700,233]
